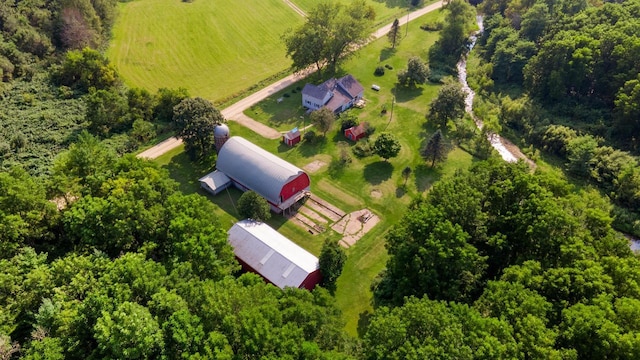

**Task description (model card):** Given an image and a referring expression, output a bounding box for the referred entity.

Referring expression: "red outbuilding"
[283,127,301,147]
[345,123,367,142]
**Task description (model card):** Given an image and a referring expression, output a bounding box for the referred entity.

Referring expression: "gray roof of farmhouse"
[302,75,363,102]
[216,136,307,204]
[301,83,331,100]
[336,74,364,98]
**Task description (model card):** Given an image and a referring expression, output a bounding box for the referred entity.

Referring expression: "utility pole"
[386,96,396,130]
[405,8,410,38]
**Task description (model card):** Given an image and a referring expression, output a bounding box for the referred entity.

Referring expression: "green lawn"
[107,0,303,103]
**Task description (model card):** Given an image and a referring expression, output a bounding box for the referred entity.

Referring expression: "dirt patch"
[332,209,380,248]
[370,189,383,198]
[303,160,327,173]
[299,206,328,224]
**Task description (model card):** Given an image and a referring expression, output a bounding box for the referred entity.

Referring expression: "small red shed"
[283,127,301,147]
[345,123,367,142]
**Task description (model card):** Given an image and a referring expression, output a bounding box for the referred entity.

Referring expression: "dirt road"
[137,1,444,160]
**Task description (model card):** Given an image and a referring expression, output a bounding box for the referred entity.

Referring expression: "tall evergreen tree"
[421,130,448,167]
[388,18,401,48]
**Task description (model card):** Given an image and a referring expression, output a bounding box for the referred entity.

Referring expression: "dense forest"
[469,0,640,234]
[2,0,640,358]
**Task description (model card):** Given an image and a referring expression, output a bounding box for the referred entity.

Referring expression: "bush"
[352,139,373,158]
[304,130,317,143]
[283,93,290,98]
[10,133,26,151]
[374,66,385,76]
[340,118,359,132]
[420,22,443,31]
[0,141,10,157]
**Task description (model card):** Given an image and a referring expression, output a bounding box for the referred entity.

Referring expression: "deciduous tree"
[397,56,429,88]
[237,191,271,222]
[283,1,375,74]
[318,239,346,293]
[173,97,225,160]
[428,79,466,127]
[373,132,401,161]
[310,107,335,136]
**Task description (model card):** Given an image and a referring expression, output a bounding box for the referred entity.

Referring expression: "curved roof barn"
[216,136,310,207]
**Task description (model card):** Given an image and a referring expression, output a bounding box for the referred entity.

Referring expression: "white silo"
[214,123,230,152]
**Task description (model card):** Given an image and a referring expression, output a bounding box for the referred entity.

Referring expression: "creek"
[457,16,519,163]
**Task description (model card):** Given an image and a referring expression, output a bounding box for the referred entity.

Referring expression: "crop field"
[107,0,303,103]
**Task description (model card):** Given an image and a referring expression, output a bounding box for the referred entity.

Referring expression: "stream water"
[457,16,518,163]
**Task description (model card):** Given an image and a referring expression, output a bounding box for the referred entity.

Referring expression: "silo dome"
[214,123,230,137]
[214,123,230,152]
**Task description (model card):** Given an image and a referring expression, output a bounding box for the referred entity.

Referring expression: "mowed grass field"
[293,0,425,28]
[107,0,303,102]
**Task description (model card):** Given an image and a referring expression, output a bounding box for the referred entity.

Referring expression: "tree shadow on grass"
[296,136,328,158]
[414,163,442,192]
[393,85,424,103]
[364,161,393,185]
[162,151,215,195]
[396,185,406,198]
[379,47,397,63]
[357,310,373,338]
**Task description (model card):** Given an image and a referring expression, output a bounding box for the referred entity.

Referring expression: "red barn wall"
[300,269,322,290]
[280,173,310,202]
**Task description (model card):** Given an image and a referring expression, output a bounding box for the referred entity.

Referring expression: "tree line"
[469,0,640,235]
[371,159,640,359]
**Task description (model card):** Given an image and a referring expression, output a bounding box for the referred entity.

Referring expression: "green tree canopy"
[397,56,430,88]
[372,132,401,161]
[387,18,401,49]
[421,129,449,167]
[375,202,487,305]
[52,48,118,92]
[310,107,336,136]
[283,0,375,74]
[237,191,271,222]
[173,97,225,160]
[318,239,347,293]
[427,79,466,127]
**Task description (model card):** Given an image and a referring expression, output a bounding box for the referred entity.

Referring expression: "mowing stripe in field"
[108,0,303,102]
